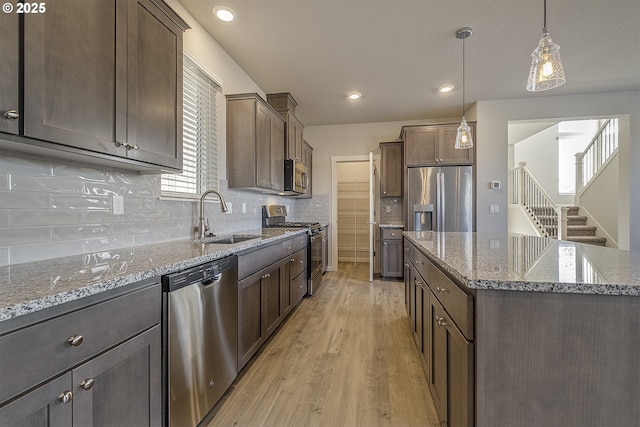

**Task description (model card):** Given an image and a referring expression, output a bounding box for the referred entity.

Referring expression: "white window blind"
[161,55,220,197]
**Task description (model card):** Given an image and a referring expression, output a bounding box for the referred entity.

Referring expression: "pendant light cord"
[462,36,465,118]
[543,0,547,30]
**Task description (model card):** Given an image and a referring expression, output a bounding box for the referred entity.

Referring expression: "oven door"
[308,233,323,295]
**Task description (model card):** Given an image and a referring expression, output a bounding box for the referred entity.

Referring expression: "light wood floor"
[206,262,439,427]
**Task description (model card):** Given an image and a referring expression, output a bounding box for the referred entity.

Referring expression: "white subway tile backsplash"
[0,192,52,209]
[0,227,51,245]
[11,175,84,194]
[0,211,8,228]
[9,241,84,264]
[0,173,9,190]
[52,224,112,242]
[0,154,52,175]
[2,153,313,265]
[11,209,84,227]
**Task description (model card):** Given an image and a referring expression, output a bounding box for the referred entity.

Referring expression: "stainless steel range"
[262,205,324,295]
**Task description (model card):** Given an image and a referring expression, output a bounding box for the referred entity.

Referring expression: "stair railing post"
[574,152,584,206]
[557,206,568,240]
[518,162,527,206]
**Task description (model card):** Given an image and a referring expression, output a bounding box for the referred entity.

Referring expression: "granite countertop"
[0,228,308,323]
[379,224,404,228]
[403,231,640,296]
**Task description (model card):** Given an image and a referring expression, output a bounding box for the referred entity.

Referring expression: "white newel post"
[518,162,527,206]
[557,206,568,240]
[574,152,583,206]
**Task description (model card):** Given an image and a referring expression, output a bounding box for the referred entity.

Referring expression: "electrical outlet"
[242,203,246,214]
[113,195,124,215]
[489,204,499,214]
[226,202,232,214]
[386,206,391,213]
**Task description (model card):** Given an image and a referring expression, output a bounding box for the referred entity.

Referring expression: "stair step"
[567,206,580,215]
[567,215,588,225]
[566,236,607,246]
[567,225,597,236]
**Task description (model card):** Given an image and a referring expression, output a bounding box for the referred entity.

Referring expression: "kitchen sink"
[204,235,261,244]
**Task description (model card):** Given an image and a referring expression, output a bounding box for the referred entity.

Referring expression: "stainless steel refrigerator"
[406,166,474,232]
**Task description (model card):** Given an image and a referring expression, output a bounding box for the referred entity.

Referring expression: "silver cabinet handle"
[67,335,84,346]
[416,261,424,265]
[80,379,95,391]
[261,273,270,279]
[290,258,295,262]
[435,316,447,327]
[58,391,73,404]
[436,287,447,293]
[383,242,388,245]
[115,141,139,150]
[3,110,19,120]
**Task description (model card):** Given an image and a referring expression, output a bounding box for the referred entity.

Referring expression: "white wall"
[475,91,639,251]
[513,124,575,206]
[579,153,619,246]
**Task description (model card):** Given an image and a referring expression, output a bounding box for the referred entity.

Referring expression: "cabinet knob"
[435,315,447,327]
[80,378,95,391]
[383,242,388,246]
[436,286,447,293]
[416,261,423,265]
[3,110,19,120]
[126,143,139,151]
[58,391,74,404]
[67,335,84,346]
[290,258,295,262]
[261,273,271,279]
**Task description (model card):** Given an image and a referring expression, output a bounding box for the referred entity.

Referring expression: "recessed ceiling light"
[213,6,235,22]
[348,92,362,100]
[440,85,454,93]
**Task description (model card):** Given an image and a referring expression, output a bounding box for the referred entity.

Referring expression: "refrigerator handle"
[439,172,445,232]
[436,172,441,231]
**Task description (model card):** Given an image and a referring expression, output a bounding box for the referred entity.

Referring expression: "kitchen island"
[404,231,640,427]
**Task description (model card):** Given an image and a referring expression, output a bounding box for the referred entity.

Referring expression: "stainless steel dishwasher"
[162,255,238,427]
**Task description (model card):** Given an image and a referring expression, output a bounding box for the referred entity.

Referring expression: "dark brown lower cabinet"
[0,326,161,427]
[430,293,474,427]
[238,261,284,370]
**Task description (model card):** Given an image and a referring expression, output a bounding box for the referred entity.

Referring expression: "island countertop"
[0,228,308,323]
[403,231,640,296]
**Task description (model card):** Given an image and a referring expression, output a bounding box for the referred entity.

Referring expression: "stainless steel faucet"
[199,190,228,240]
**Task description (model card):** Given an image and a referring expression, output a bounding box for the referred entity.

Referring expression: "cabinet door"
[0,12,19,135]
[281,259,293,317]
[263,263,283,338]
[382,239,403,277]
[447,315,474,427]
[439,124,474,165]
[271,113,285,191]
[238,272,264,369]
[126,0,183,169]
[286,113,303,161]
[404,258,412,315]
[256,102,273,189]
[23,0,125,155]
[404,127,438,166]
[380,143,403,197]
[73,325,161,427]
[0,374,72,427]
[418,283,431,381]
[430,294,447,420]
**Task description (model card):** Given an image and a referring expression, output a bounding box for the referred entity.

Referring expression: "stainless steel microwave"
[284,159,309,195]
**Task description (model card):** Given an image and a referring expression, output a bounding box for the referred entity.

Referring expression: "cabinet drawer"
[282,238,294,256]
[238,242,283,280]
[414,251,473,340]
[403,240,414,264]
[292,270,307,304]
[289,248,307,279]
[0,283,160,403]
[381,227,403,240]
[292,234,307,251]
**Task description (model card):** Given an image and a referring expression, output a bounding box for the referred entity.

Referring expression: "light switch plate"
[489,204,499,214]
[242,203,246,214]
[113,195,124,215]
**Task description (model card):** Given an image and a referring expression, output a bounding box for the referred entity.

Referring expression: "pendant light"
[527,0,565,91]
[454,27,473,150]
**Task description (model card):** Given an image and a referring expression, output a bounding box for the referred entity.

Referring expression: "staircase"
[534,206,606,246]
[565,206,607,246]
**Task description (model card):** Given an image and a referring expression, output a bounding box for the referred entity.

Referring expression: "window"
[161,55,220,197]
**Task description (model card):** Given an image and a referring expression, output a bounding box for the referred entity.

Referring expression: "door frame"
[330,155,380,275]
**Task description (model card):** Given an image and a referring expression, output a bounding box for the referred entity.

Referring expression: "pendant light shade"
[455,27,473,150]
[527,0,566,91]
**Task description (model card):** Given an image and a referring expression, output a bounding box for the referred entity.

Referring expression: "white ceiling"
[177,0,640,126]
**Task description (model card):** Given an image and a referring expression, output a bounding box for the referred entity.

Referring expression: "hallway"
[207,263,439,427]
